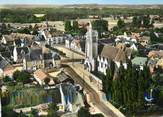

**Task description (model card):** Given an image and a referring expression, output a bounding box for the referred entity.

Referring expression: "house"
[1,35,14,45]
[34,69,48,85]
[147,59,158,74]
[131,32,140,40]
[57,83,76,112]
[2,33,34,46]
[156,59,163,69]
[139,36,151,47]
[70,39,82,52]
[148,50,163,59]
[23,46,61,71]
[13,46,30,63]
[65,38,71,49]
[116,42,138,51]
[132,57,148,70]
[36,30,65,46]
[0,55,10,77]
[47,36,65,46]
[115,34,138,51]
[65,35,84,52]
[97,45,132,75]
[65,35,73,49]
[38,30,52,41]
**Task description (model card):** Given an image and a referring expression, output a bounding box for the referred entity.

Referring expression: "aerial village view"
[0,0,163,117]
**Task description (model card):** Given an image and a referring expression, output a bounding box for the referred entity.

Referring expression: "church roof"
[114,49,127,63]
[100,45,132,63]
[100,45,118,60]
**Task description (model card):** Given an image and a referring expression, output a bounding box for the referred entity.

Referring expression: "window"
[101,63,103,68]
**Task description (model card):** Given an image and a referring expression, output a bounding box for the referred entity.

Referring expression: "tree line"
[1,8,163,23]
[64,20,108,37]
[101,61,153,115]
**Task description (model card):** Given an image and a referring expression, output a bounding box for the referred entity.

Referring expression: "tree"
[3,76,12,82]
[132,16,141,28]
[1,23,10,35]
[112,63,125,105]
[102,59,153,114]
[29,108,38,117]
[13,70,31,84]
[13,70,21,81]
[2,106,18,117]
[92,114,104,117]
[92,20,108,38]
[65,20,72,32]
[1,88,10,106]
[137,71,146,109]
[78,107,91,117]
[44,77,50,85]
[7,24,11,28]
[47,103,59,117]
[142,15,150,28]
[32,24,39,35]
[117,19,125,29]
[72,21,79,32]
[20,71,31,83]
[79,27,87,36]
[17,27,31,34]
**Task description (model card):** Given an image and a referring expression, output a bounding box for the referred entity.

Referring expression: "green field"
[1,7,163,23]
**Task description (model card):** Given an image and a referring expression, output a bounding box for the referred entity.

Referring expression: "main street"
[63,65,117,117]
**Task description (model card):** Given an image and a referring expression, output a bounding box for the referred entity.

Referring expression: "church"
[84,22,132,75]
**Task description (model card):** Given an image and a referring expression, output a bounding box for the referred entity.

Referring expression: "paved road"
[63,65,118,117]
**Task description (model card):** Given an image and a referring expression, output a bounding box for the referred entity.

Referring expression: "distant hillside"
[0,4,163,9]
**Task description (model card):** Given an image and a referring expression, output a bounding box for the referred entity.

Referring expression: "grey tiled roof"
[0,56,9,70]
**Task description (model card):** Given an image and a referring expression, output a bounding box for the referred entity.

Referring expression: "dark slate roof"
[15,39,22,46]
[52,53,61,60]
[0,56,9,70]
[43,52,61,60]
[30,49,42,61]
[43,53,53,60]
[8,46,14,53]
[17,47,29,55]
[98,38,115,44]
[15,38,32,47]
[0,44,9,52]
[1,51,12,59]
[34,35,46,41]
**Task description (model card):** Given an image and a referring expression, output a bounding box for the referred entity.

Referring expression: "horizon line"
[1,3,163,6]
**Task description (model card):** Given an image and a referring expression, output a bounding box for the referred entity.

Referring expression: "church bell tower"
[84,22,98,71]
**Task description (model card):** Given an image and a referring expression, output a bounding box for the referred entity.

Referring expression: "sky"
[0,0,163,5]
